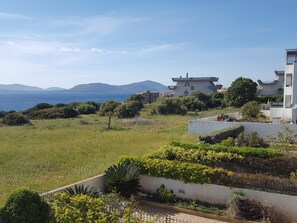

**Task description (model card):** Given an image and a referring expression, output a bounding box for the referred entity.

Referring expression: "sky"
[0,0,297,89]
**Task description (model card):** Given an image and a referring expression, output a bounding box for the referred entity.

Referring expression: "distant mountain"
[45,87,66,91]
[0,80,168,93]
[0,84,44,92]
[69,80,167,92]
[69,83,121,92]
[119,80,168,92]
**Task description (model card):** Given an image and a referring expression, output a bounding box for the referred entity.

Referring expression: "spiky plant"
[104,163,141,197]
[64,185,101,198]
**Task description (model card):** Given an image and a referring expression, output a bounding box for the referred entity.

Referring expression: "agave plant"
[64,185,101,198]
[104,163,141,197]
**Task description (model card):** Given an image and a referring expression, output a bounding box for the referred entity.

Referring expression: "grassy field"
[0,107,237,203]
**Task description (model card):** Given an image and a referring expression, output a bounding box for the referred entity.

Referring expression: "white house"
[257,71,284,96]
[270,49,297,123]
[168,73,222,97]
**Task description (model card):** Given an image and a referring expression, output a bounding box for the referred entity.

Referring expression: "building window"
[184,81,190,86]
[184,90,189,95]
[285,95,292,108]
[286,73,292,87]
[191,86,194,90]
[287,53,297,64]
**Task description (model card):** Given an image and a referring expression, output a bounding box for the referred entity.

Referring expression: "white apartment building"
[270,49,297,123]
[257,71,284,96]
[168,73,222,97]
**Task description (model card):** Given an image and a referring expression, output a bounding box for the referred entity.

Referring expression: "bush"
[85,101,100,111]
[115,101,142,118]
[234,132,268,148]
[169,141,283,158]
[118,157,232,184]
[0,188,51,223]
[227,195,280,222]
[99,100,120,116]
[104,163,141,197]
[25,107,78,119]
[2,113,30,126]
[50,193,116,223]
[156,184,176,203]
[220,137,235,146]
[240,101,260,119]
[76,103,97,114]
[151,96,187,115]
[33,103,53,110]
[198,125,244,144]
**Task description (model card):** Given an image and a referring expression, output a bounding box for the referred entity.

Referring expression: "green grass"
[0,107,237,204]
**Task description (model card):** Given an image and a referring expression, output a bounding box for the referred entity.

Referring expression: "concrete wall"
[140,175,297,221]
[188,120,297,142]
[40,174,105,198]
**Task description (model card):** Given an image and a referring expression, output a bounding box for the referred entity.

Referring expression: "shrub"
[54,103,66,108]
[198,125,244,144]
[115,101,142,118]
[151,96,187,115]
[220,137,235,146]
[2,113,30,126]
[50,193,116,223]
[104,163,141,197]
[240,101,260,119]
[64,184,101,198]
[169,141,283,158]
[85,101,101,111]
[0,188,51,223]
[146,145,243,167]
[178,96,207,111]
[33,103,53,110]
[156,184,176,203]
[234,132,268,148]
[118,157,232,184]
[227,195,279,222]
[26,107,78,119]
[76,103,97,114]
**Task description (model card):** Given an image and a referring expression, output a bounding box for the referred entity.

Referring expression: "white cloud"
[138,43,187,55]
[8,41,15,45]
[90,48,104,53]
[59,47,81,52]
[0,12,33,20]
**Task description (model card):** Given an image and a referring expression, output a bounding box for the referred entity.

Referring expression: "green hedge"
[169,141,284,158]
[118,157,232,184]
[198,125,244,144]
[146,145,243,166]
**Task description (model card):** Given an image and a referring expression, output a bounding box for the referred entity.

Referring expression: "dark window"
[184,90,189,95]
[191,86,194,90]
[184,81,190,86]
[286,73,292,87]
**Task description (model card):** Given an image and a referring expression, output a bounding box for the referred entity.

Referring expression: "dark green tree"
[99,100,120,129]
[225,77,257,107]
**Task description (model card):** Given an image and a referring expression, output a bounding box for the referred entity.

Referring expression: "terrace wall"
[188,120,297,142]
[41,174,297,221]
[139,175,297,221]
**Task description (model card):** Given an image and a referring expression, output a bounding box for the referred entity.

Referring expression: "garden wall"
[188,120,297,142]
[40,174,105,199]
[139,175,297,221]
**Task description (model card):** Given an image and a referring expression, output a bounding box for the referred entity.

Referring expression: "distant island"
[0,80,168,93]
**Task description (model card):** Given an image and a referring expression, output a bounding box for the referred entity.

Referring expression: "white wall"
[173,81,215,96]
[188,120,297,142]
[40,174,105,198]
[140,175,297,221]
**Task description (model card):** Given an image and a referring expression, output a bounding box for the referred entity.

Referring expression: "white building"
[257,71,284,96]
[168,73,222,97]
[270,49,297,123]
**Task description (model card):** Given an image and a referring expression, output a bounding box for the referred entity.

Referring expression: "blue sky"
[0,0,297,88]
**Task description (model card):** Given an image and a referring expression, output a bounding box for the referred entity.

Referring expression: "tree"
[99,100,120,129]
[115,101,142,118]
[225,77,257,107]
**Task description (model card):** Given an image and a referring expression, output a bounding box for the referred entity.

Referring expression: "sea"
[0,91,134,111]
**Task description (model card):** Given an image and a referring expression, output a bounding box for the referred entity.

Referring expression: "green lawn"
[0,107,237,204]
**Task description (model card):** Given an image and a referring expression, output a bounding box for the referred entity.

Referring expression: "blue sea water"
[0,91,134,111]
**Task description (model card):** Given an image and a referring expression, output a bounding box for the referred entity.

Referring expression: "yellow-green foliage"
[118,157,232,184]
[146,145,243,166]
[51,193,115,223]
